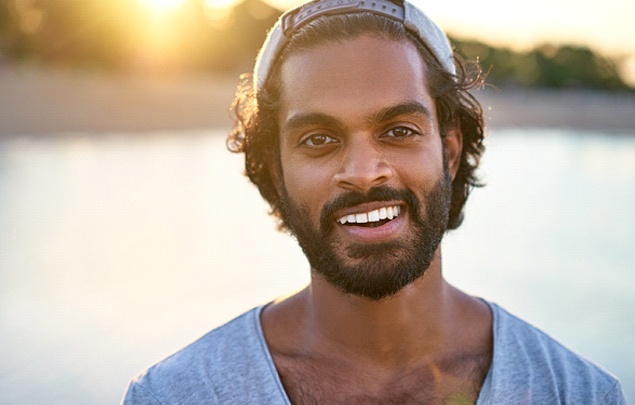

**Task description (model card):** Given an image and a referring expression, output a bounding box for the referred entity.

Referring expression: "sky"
[265,0,635,57]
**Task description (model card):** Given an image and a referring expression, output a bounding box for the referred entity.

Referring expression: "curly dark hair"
[227,12,486,231]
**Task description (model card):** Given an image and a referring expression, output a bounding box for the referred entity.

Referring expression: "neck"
[303,251,457,364]
[261,248,494,404]
[261,246,491,371]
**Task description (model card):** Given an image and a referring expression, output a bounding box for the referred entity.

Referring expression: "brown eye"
[385,127,418,138]
[302,134,336,146]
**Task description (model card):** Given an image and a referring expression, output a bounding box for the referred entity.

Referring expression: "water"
[0,128,633,404]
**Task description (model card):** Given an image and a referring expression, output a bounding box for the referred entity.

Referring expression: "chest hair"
[274,351,491,405]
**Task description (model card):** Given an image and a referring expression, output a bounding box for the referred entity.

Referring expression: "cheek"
[391,145,445,188]
[281,159,333,220]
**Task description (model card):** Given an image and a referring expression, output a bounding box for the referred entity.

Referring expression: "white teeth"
[355,213,368,223]
[337,205,401,225]
[368,210,380,222]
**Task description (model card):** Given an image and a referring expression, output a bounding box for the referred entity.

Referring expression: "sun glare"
[138,0,188,15]
[204,0,237,10]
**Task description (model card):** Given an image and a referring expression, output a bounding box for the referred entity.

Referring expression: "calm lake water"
[0,128,633,404]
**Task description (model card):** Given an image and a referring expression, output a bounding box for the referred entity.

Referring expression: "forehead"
[278,36,432,120]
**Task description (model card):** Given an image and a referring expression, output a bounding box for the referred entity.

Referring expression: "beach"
[2,66,635,135]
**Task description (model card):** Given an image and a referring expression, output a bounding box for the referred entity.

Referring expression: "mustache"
[319,186,420,233]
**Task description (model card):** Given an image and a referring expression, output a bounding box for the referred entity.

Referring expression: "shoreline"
[2,67,635,135]
[476,87,635,133]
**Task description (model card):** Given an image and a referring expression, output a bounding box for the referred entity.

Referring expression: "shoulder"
[122,306,286,405]
[479,302,625,404]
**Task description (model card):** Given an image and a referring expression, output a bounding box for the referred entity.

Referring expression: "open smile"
[337,205,402,225]
[332,202,406,243]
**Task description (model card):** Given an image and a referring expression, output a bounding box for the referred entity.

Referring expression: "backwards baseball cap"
[253,0,455,91]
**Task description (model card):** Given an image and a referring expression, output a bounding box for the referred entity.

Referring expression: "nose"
[333,137,393,193]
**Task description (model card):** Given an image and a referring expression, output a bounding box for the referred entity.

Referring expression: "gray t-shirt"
[122,301,625,404]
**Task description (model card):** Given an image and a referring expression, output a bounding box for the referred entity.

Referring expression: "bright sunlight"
[205,0,236,9]
[138,0,188,15]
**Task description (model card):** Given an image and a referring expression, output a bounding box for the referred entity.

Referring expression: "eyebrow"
[282,112,345,135]
[367,101,433,125]
[282,101,433,135]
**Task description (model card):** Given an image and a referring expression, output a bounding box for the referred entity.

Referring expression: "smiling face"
[275,36,461,300]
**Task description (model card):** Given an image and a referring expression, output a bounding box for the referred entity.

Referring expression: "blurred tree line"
[0,0,632,90]
[453,38,631,91]
[0,0,280,71]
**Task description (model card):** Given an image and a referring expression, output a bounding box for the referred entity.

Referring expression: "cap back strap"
[281,0,405,38]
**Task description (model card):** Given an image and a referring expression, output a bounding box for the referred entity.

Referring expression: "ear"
[444,124,463,181]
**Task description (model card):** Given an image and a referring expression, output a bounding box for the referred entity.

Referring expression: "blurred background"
[1,0,635,87]
[1,0,634,403]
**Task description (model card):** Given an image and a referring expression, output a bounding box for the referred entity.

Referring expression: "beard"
[278,169,453,301]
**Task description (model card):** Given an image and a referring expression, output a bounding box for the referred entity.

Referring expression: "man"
[123,0,625,403]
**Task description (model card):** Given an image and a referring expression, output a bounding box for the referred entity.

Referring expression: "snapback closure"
[281,0,405,38]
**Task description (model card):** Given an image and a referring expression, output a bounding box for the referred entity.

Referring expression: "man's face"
[275,36,460,300]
